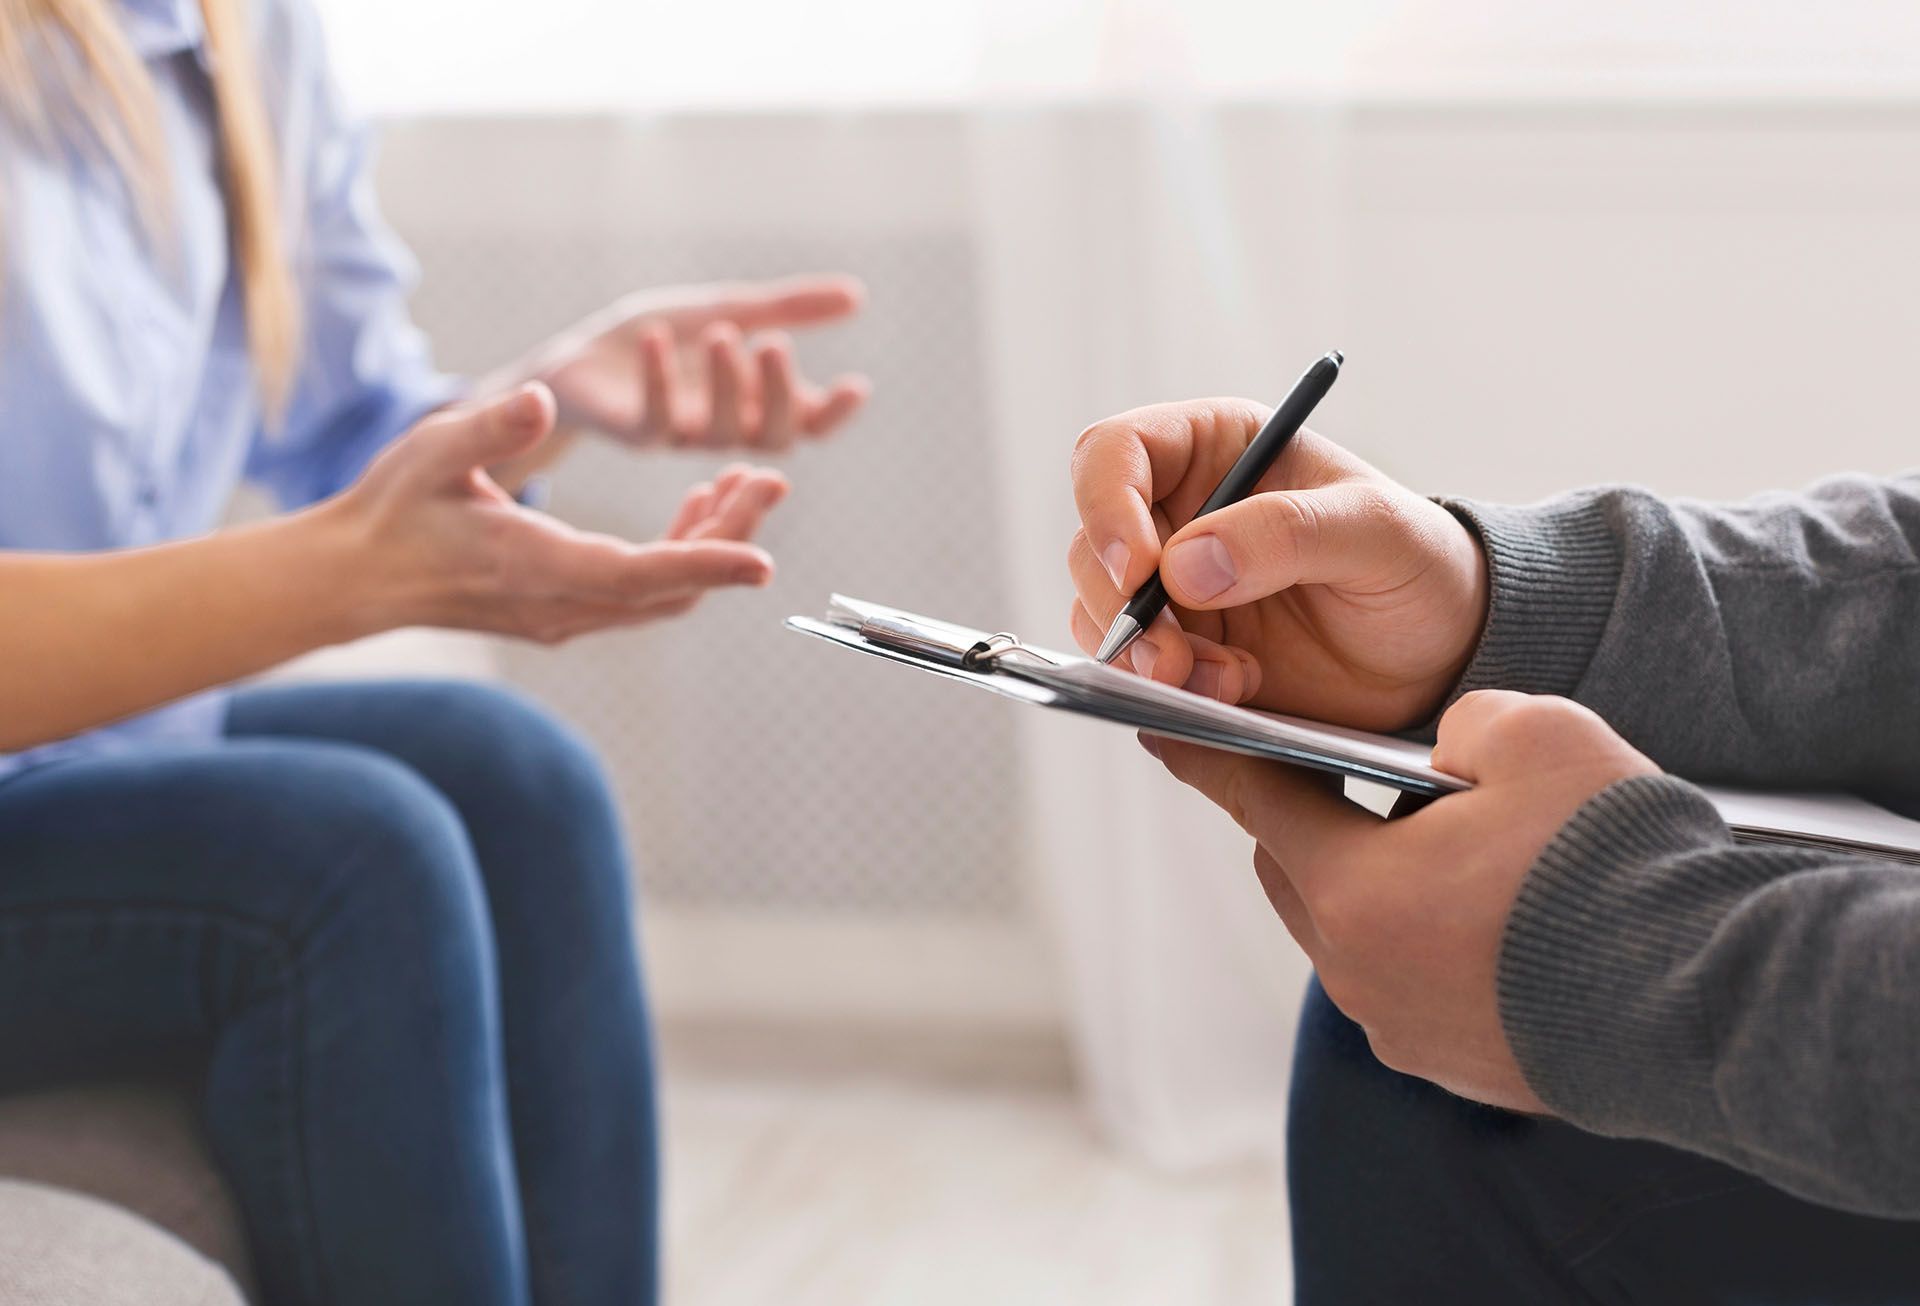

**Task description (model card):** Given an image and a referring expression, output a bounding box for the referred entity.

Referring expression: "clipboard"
[788,594,1920,864]
[787,594,1465,797]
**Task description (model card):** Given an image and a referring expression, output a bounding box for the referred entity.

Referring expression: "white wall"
[371,98,1920,1156]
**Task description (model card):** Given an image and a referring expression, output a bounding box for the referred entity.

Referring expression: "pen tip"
[1094,614,1143,666]
[1330,350,1344,366]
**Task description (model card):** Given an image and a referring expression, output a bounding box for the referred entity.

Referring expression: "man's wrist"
[1498,774,1735,1137]
[1436,492,1626,705]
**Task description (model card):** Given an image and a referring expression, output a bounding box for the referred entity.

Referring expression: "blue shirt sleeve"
[244,0,461,508]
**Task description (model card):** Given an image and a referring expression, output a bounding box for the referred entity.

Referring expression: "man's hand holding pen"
[1066,397,1489,728]
[1066,390,1657,1112]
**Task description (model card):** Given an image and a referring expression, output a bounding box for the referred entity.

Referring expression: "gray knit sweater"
[1446,476,1920,1218]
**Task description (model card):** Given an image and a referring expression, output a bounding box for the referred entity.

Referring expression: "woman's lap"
[228,679,661,1304]
[0,679,656,1306]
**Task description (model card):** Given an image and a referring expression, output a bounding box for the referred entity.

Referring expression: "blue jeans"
[1289,977,1920,1304]
[0,680,657,1306]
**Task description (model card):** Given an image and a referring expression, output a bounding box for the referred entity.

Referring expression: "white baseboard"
[638,908,1065,1036]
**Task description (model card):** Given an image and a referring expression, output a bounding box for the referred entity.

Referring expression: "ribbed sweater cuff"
[1440,495,1624,701]
[1498,774,1735,1141]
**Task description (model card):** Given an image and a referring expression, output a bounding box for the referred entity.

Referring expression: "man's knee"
[1290,976,1527,1188]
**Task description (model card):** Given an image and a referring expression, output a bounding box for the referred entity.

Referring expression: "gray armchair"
[0,1082,251,1304]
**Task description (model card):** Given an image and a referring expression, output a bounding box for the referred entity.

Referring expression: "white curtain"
[960,105,1352,1166]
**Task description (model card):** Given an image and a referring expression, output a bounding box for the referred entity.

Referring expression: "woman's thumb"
[421,383,555,476]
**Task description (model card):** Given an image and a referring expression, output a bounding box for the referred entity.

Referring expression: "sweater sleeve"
[1499,773,1920,1216]
[1444,474,1920,790]
[1443,474,1920,1214]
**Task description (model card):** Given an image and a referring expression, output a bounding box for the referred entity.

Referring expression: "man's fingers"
[1069,400,1275,598]
[1181,631,1263,705]
[1069,599,1102,657]
[1065,522,1184,677]
[1429,690,1528,782]
[1065,528,1127,620]
[1431,690,1647,786]
[426,384,554,475]
[1068,416,1171,597]
[1252,844,1324,962]
[1068,596,1194,685]
[1157,480,1429,610]
[1148,738,1373,894]
[755,334,799,450]
[1068,529,1240,687]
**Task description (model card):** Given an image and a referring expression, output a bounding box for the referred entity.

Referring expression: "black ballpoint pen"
[1094,349,1345,666]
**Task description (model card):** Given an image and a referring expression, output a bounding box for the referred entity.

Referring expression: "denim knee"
[285,747,497,997]
[375,681,615,820]
[387,682,634,922]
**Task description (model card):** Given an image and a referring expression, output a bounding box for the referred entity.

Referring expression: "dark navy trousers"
[1290,977,1920,1304]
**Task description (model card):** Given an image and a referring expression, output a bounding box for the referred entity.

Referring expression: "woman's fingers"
[680,274,866,332]
[522,520,772,600]
[688,469,789,542]
[550,593,704,640]
[799,375,871,438]
[665,481,717,540]
[629,314,866,450]
[610,538,773,597]
[411,384,555,482]
[753,333,799,450]
[637,324,680,445]
[700,324,753,447]
[489,587,716,645]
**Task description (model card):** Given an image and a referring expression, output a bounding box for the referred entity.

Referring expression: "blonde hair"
[0,0,299,413]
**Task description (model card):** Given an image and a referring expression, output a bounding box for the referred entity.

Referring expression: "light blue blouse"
[0,0,458,776]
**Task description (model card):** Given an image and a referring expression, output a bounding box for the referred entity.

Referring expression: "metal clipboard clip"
[961,632,1057,671]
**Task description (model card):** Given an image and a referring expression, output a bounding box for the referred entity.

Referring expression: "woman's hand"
[0,383,786,752]
[503,274,871,454]
[1067,399,1489,731]
[335,384,784,644]
[1144,690,1658,1111]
